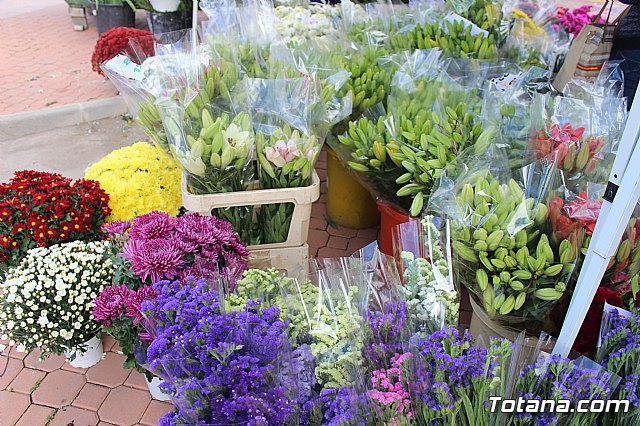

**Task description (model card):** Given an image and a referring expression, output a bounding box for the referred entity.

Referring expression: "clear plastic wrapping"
[429,145,584,337]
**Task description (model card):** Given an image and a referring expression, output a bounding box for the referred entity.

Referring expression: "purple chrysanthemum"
[122,238,185,283]
[125,285,158,325]
[102,220,132,238]
[93,285,133,326]
[128,211,175,241]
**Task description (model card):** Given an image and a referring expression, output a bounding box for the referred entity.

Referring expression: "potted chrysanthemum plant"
[0,241,114,368]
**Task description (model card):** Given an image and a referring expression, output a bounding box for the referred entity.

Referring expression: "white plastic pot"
[65,336,103,368]
[150,0,180,12]
[146,375,171,401]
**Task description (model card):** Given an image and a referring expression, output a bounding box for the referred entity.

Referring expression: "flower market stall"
[4,0,640,424]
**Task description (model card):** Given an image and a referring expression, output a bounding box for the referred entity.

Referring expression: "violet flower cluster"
[104,211,249,287]
[364,301,409,370]
[409,328,510,425]
[508,354,612,426]
[142,278,298,425]
[596,309,640,426]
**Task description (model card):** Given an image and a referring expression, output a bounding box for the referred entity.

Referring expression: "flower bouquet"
[506,354,613,426]
[92,284,158,378]
[429,147,582,336]
[596,308,640,426]
[0,170,110,272]
[104,210,249,289]
[142,278,300,425]
[256,126,321,243]
[393,216,459,335]
[85,142,182,222]
[0,241,113,358]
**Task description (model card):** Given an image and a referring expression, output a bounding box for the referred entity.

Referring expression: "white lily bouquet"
[0,241,113,356]
[257,126,321,243]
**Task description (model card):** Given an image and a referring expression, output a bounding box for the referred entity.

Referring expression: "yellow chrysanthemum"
[85,142,182,222]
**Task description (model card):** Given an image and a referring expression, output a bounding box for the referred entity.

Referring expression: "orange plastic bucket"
[377,200,417,256]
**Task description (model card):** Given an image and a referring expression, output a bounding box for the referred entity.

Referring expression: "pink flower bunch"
[554,6,603,36]
[93,284,158,328]
[111,211,249,286]
[367,353,414,420]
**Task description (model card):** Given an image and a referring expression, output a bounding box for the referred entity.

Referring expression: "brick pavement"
[0,0,146,115]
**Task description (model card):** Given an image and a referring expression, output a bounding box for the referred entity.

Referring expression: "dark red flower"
[573,286,623,354]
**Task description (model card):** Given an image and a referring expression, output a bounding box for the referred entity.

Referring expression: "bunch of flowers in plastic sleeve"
[596,308,640,426]
[104,210,248,288]
[507,354,613,426]
[409,328,512,425]
[531,123,606,177]
[91,27,153,76]
[0,170,110,272]
[143,278,298,425]
[85,142,181,222]
[400,216,459,334]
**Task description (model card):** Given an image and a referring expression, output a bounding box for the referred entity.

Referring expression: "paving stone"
[0,356,24,390]
[72,383,110,411]
[8,368,46,395]
[317,247,351,258]
[49,405,99,426]
[139,400,173,425]
[125,370,149,391]
[8,346,29,360]
[347,237,376,254]
[310,217,328,231]
[311,201,327,219]
[357,227,379,239]
[98,386,151,425]
[101,334,116,352]
[327,235,349,250]
[32,369,85,408]
[86,352,129,388]
[14,403,54,426]
[308,229,330,250]
[0,390,30,425]
[327,225,358,238]
[24,350,66,372]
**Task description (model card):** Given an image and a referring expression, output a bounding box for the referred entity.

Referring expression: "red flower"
[0,170,110,269]
[91,27,154,76]
[573,286,623,354]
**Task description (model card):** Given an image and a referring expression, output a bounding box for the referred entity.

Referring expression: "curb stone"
[0,97,128,142]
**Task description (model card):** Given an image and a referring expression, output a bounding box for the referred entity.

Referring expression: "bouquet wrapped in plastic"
[429,145,583,336]
[142,277,301,425]
[393,216,459,335]
[239,76,330,243]
[596,308,640,426]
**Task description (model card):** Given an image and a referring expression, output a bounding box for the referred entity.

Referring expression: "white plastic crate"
[182,170,321,250]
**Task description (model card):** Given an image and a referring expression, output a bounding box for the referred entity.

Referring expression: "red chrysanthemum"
[91,27,154,76]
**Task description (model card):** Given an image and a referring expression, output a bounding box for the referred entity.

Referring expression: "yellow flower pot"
[326,147,380,229]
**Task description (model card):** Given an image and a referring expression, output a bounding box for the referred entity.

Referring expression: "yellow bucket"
[326,148,380,229]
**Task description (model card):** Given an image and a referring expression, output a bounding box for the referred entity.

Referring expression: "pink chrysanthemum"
[128,211,175,241]
[122,238,185,283]
[102,220,132,238]
[174,213,249,258]
[125,285,158,325]
[93,285,133,326]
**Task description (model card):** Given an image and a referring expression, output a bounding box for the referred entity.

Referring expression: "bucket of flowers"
[0,241,114,368]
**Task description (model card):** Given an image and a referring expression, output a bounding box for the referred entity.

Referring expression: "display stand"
[553,85,640,357]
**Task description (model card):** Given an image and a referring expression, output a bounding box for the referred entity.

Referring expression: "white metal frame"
[554,85,640,357]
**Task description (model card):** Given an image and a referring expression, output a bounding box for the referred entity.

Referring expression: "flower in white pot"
[0,241,114,360]
[150,0,180,12]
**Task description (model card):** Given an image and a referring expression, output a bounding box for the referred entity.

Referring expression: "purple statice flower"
[121,238,185,283]
[143,278,296,425]
[365,301,408,369]
[102,219,132,238]
[125,285,158,325]
[320,387,367,426]
[128,210,175,240]
[92,285,133,327]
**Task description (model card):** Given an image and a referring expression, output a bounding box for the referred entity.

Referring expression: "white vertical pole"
[553,85,640,357]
